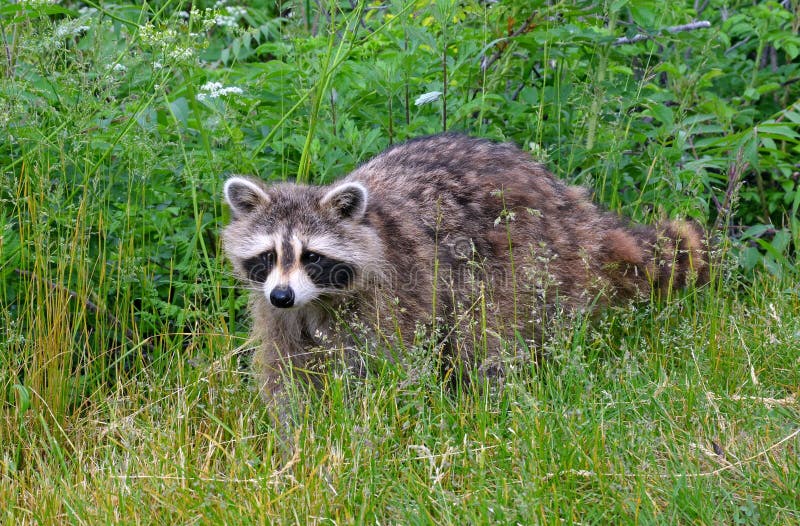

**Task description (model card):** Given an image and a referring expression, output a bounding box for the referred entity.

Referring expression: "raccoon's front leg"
[251,339,300,424]
[251,325,341,424]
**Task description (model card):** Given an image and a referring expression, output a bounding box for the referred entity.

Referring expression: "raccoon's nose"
[269,287,295,308]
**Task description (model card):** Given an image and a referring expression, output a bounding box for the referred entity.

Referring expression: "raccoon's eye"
[302,251,321,264]
[244,250,276,283]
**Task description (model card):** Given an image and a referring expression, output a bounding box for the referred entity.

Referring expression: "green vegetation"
[1,0,798,523]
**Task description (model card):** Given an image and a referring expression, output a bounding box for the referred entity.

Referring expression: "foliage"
[0,0,798,523]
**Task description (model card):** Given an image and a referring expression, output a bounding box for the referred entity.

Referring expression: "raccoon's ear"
[224,177,270,218]
[320,182,368,220]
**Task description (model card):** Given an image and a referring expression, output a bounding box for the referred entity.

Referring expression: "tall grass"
[1,0,799,523]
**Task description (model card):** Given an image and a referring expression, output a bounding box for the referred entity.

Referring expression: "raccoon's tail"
[647,220,710,294]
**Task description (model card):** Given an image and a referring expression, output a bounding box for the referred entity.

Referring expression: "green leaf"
[743,87,759,101]
[783,42,799,59]
[743,132,760,170]
[609,65,633,76]
[698,69,724,85]
[770,229,791,254]
[782,110,800,124]
[13,384,31,416]
[756,82,781,96]
[741,224,772,240]
[0,4,23,16]
[738,246,760,271]
[169,97,190,127]
[610,0,629,13]
[628,2,658,28]
[758,123,799,141]
[649,104,673,126]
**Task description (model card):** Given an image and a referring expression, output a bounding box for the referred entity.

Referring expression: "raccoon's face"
[223,177,374,310]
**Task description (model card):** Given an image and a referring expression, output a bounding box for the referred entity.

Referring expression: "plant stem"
[586,8,616,151]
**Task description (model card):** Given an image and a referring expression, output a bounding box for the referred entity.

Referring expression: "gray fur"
[222,134,709,413]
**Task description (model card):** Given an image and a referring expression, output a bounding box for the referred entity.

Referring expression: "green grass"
[2,1,799,523]
[2,273,799,523]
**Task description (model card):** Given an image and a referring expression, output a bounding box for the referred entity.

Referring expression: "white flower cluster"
[215,6,247,28]
[53,18,90,39]
[139,23,196,64]
[196,81,244,101]
[18,0,59,7]
[168,47,195,62]
[214,14,237,28]
[139,23,179,47]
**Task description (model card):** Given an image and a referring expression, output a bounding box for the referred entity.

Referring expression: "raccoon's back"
[345,134,708,311]
[346,134,562,261]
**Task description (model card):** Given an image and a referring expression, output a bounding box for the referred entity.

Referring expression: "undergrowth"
[1,0,799,523]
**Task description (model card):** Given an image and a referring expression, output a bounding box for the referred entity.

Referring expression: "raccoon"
[222,134,708,410]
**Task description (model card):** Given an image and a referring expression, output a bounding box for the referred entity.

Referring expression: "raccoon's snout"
[270,286,295,308]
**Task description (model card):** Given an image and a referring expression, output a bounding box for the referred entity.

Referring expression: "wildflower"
[167,46,195,62]
[138,21,198,64]
[19,0,58,7]
[213,5,246,28]
[527,142,548,162]
[139,23,178,46]
[414,91,442,106]
[226,6,247,17]
[214,14,237,28]
[112,63,127,73]
[196,81,244,101]
[53,19,90,39]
